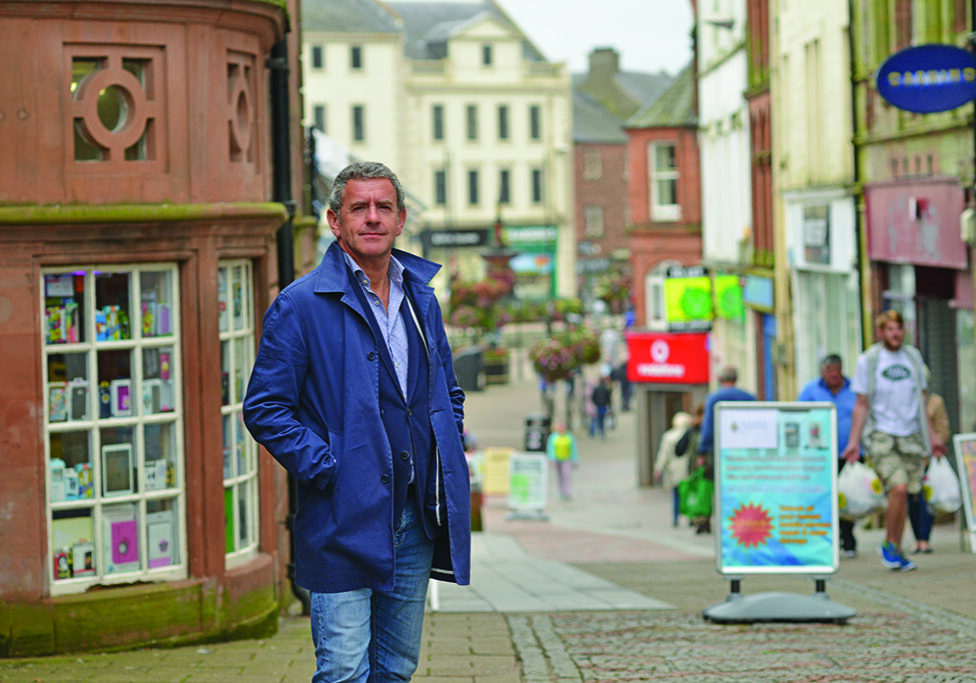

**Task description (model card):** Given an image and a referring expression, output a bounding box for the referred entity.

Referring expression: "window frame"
[531,167,544,204]
[312,104,326,133]
[529,105,542,141]
[310,45,324,70]
[497,105,510,141]
[350,45,363,70]
[583,151,603,181]
[218,260,259,568]
[352,104,366,142]
[498,168,511,205]
[649,141,680,221]
[584,205,605,238]
[434,169,447,206]
[465,104,478,142]
[42,263,186,596]
[432,104,445,142]
[467,169,480,206]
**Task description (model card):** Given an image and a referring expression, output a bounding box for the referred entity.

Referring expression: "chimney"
[588,47,620,78]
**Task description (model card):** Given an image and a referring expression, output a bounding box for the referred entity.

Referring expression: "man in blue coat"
[695,365,755,533]
[798,353,859,557]
[243,161,470,682]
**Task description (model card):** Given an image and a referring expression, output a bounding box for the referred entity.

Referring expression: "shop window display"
[42,265,184,593]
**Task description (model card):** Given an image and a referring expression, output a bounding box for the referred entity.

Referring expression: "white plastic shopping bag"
[837,461,886,520]
[923,457,961,514]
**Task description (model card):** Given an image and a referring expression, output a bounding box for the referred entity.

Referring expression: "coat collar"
[314,241,441,298]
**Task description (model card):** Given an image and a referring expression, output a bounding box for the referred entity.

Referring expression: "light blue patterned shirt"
[343,252,409,397]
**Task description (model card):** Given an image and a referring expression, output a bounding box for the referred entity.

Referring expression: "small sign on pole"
[507,452,548,521]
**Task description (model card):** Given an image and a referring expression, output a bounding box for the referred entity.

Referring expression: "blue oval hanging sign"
[876,43,976,113]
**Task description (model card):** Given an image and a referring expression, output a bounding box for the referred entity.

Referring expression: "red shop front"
[626,332,711,486]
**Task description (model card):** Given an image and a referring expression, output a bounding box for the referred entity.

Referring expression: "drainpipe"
[847,1,869,346]
[970,0,976,205]
[267,34,310,616]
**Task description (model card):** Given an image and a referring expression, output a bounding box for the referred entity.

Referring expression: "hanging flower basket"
[528,328,600,383]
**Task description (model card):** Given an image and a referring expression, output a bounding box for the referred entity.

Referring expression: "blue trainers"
[879,542,916,571]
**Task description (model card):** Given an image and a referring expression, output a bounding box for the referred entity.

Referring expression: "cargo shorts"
[866,431,927,495]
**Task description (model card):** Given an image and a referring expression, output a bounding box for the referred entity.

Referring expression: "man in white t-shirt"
[842,310,946,571]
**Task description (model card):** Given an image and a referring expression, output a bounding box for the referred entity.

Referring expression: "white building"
[772,0,862,387]
[696,0,756,390]
[301,0,575,300]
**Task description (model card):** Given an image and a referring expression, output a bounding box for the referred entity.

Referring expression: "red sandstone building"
[0,0,312,656]
[625,65,703,330]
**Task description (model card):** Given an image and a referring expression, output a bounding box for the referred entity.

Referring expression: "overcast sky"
[496,0,694,76]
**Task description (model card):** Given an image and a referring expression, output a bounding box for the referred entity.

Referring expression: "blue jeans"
[908,492,934,543]
[671,486,680,526]
[590,406,608,437]
[310,495,435,682]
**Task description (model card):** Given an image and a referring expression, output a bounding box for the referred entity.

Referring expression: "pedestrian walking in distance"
[798,353,860,558]
[697,366,755,533]
[842,310,946,572]
[546,420,579,500]
[590,376,613,439]
[654,411,694,527]
[908,370,952,554]
[243,161,471,682]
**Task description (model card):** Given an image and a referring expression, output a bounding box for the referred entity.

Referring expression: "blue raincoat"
[243,243,470,593]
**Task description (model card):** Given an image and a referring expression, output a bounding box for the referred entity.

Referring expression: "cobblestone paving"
[512,611,976,682]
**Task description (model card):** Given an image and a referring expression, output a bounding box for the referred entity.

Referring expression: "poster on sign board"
[714,401,837,575]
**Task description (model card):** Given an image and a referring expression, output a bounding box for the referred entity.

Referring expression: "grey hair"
[718,365,738,383]
[820,353,843,369]
[328,161,406,215]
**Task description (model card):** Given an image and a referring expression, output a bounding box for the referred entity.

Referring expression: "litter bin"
[453,347,485,392]
[523,413,551,452]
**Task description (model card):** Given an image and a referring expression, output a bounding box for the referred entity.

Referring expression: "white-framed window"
[649,141,680,221]
[482,44,493,66]
[218,261,259,567]
[310,45,324,70]
[350,45,363,70]
[583,151,603,181]
[584,205,604,237]
[644,260,681,330]
[312,104,326,133]
[531,167,544,204]
[42,264,184,595]
[434,169,447,206]
[529,105,542,141]
[352,105,365,142]
[432,104,444,142]
[465,104,478,141]
[497,105,509,141]
[645,274,667,330]
[498,168,511,205]
[467,169,480,206]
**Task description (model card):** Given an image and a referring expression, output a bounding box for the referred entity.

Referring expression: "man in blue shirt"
[698,365,756,459]
[696,365,755,533]
[798,353,859,557]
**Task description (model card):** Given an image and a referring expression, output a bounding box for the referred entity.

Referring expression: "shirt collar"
[342,251,405,290]
[819,376,851,391]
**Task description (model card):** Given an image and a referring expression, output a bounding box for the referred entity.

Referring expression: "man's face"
[879,320,904,350]
[327,178,405,265]
[821,362,843,390]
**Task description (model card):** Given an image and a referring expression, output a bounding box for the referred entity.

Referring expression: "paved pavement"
[4,357,976,682]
